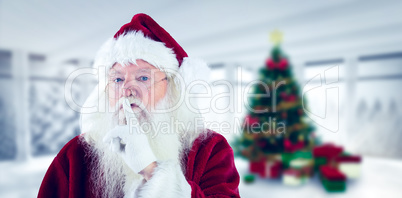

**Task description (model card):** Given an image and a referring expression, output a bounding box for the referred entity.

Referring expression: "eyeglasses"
[123,76,167,91]
[107,69,168,98]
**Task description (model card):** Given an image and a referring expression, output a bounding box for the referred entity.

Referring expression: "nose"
[121,79,142,98]
[122,83,137,98]
[123,87,133,97]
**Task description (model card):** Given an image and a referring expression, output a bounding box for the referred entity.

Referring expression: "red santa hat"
[93,13,209,83]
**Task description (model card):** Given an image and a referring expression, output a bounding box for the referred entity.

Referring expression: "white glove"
[103,98,157,173]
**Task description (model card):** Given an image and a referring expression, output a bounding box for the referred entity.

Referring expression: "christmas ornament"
[266,58,288,71]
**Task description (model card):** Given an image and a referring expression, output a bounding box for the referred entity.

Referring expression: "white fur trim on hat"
[93,31,179,75]
[177,57,210,89]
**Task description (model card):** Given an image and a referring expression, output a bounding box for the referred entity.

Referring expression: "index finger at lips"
[123,98,137,123]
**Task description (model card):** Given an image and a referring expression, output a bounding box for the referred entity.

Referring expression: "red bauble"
[280,92,287,100]
[284,139,292,149]
[266,58,288,71]
[287,94,296,102]
[266,59,275,70]
[295,141,304,150]
[278,59,288,71]
[257,139,267,148]
[284,139,304,152]
[245,115,259,126]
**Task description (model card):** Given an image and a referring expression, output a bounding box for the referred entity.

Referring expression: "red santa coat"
[38,131,240,197]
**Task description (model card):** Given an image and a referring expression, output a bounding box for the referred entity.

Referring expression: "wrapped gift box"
[290,158,314,178]
[336,155,362,179]
[249,159,266,177]
[283,169,307,186]
[320,165,346,192]
[282,150,312,169]
[290,158,312,169]
[313,144,343,159]
[264,161,282,178]
[313,144,343,170]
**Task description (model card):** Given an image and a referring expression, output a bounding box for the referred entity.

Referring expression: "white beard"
[79,83,205,198]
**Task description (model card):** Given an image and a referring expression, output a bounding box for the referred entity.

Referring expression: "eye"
[139,76,149,81]
[114,78,123,83]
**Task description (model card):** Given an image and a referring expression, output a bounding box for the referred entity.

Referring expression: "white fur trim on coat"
[134,160,191,198]
[93,31,179,76]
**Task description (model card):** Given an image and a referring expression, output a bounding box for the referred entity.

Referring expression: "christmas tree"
[233,31,362,192]
[234,30,316,178]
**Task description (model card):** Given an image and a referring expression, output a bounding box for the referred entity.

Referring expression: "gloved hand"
[103,98,157,174]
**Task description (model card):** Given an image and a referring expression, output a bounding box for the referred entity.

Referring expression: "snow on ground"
[0,156,54,198]
[236,156,402,198]
[1,155,402,198]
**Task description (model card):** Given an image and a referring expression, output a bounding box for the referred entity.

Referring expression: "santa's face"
[86,60,180,197]
[107,59,168,119]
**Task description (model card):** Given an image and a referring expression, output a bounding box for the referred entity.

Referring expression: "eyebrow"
[109,67,157,76]
[137,68,153,73]
[109,68,123,74]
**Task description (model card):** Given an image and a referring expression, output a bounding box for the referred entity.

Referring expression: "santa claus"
[38,13,240,198]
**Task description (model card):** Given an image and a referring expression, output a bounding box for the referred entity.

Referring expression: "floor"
[1,155,402,198]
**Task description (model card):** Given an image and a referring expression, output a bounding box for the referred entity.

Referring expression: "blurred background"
[1,0,402,197]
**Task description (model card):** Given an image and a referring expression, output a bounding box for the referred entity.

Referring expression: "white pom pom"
[177,57,210,93]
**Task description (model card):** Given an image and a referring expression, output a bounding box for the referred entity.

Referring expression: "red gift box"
[250,160,265,177]
[250,159,282,178]
[320,165,346,181]
[265,161,282,178]
[335,155,361,163]
[313,144,343,160]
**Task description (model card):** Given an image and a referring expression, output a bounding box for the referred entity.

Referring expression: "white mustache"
[115,97,146,112]
[112,97,150,126]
